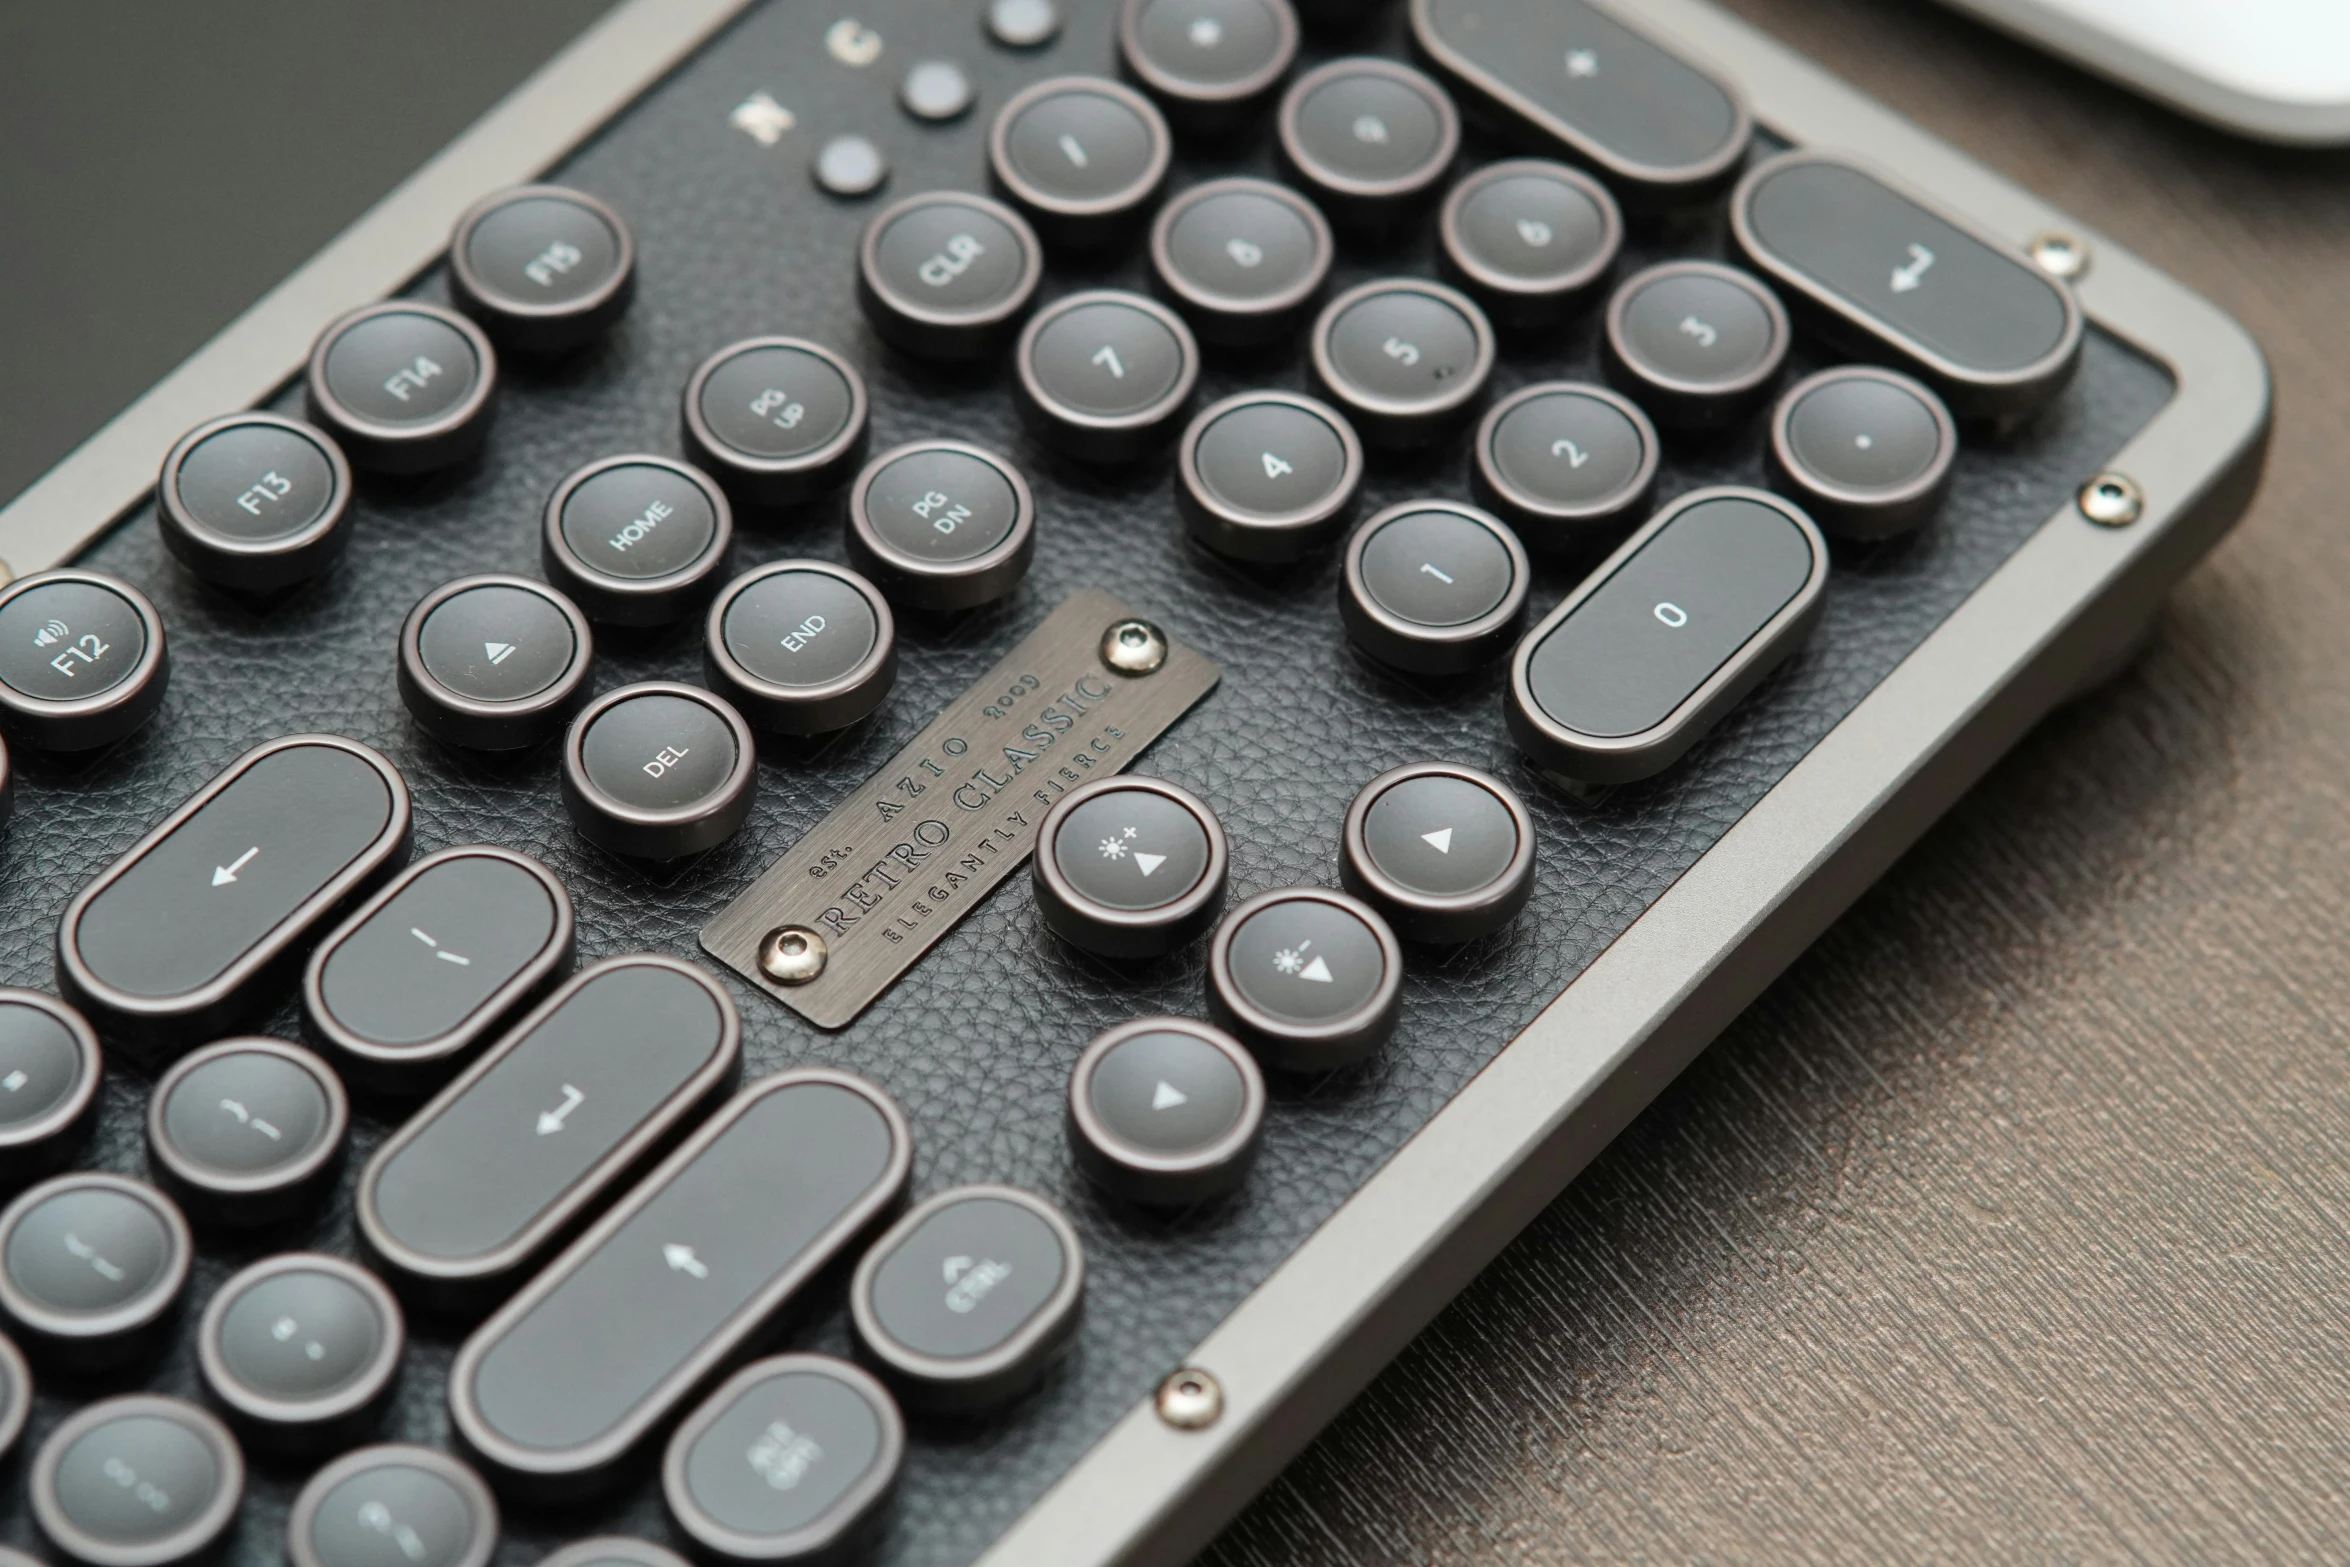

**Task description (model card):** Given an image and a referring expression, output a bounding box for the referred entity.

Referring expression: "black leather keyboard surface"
[0,2,2171,1562]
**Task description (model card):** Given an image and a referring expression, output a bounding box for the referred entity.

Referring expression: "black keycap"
[1472,381,1659,552]
[156,413,354,594]
[560,683,759,862]
[1768,366,1958,539]
[147,1037,348,1227]
[0,569,169,751]
[680,337,871,508]
[448,185,636,355]
[31,1396,242,1567]
[846,441,1037,612]
[1603,260,1791,431]
[703,561,898,736]
[1409,0,1752,208]
[987,0,1061,49]
[1149,176,1333,346]
[1508,487,1830,784]
[287,1445,498,1567]
[0,1174,190,1371]
[0,1329,28,1462]
[305,301,497,473]
[1033,776,1229,960]
[0,990,102,1188]
[1067,1017,1265,1205]
[1732,151,2085,420]
[662,1355,903,1563]
[197,1253,403,1452]
[1278,56,1459,233]
[989,76,1172,249]
[1438,159,1623,329]
[1175,390,1363,564]
[303,845,575,1097]
[397,575,595,753]
[1339,500,1529,675]
[357,955,741,1310]
[1206,887,1403,1072]
[898,59,976,123]
[541,456,734,628]
[450,1070,912,1501]
[1310,277,1494,449]
[542,1542,691,1567]
[857,192,1043,361]
[58,735,410,1055]
[848,1185,1083,1414]
[1340,762,1535,944]
[1119,0,1301,134]
[1014,290,1201,463]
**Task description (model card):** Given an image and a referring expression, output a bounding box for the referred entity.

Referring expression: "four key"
[1176,390,1364,562]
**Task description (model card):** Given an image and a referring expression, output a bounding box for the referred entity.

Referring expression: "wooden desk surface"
[1207,2,2350,1560]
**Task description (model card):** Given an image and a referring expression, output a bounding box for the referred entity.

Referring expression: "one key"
[198,1253,403,1453]
[1175,390,1363,563]
[0,990,102,1188]
[303,845,575,1097]
[989,76,1172,249]
[1014,290,1200,463]
[58,735,410,1055]
[157,413,354,594]
[1311,278,1494,449]
[858,191,1043,361]
[849,1185,1083,1414]
[1340,500,1529,676]
[543,1543,691,1567]
[287,1445,498,1567]
[448,185,636,355]
[1149,176,1333,347]
[147,1037,348,1227]
[0,1173,190,1371]
[1068,1017,1265,1205]
[305,301,498,473]
[541,455,734,627]
[1731,150,2085,420]
[1438,159,1623,329]
[703,561,898,736]
[450,1070,912,1500]
[357,955,740,1310]
[0,569,169,751]
[31,1396,242,1567]
[681,337,871,508]
[1768,366,1958,539]
[1508,487,1830,784]
[0,1329,25,1461]
[1472,381,1658,552]
[1278,56,1460,232]
[1409,0,1752,208]
[1206,887,1403,1072]
[1033,776,1229,960]
[1119,0,1301,134]
[663,1356,903,1563]
[1340,762,1536,944]
[560,683,759,861]
[846,441,1037,612]
[1603,260,1790,431]
[398,575,594,753]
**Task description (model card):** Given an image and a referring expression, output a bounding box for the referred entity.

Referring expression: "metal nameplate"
[702,590,1222,1028]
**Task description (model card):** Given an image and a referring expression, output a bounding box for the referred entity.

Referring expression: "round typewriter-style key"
[305,301,497,473]
[1340,500,1528,676]
[850,1186,1084,1414]
[1014,290,1199,463]
[663,1355,903,1563]
[1068,1017,1265,1205]
[704,561,896,736]
[987,0,1062,49]
[0,1329,27,1462]
[448,185,635,355]
[1603,260,1791,431]
[398,575,593,753]
[0,990,102,1187]
[541,456,733,628]
[1277,56,1458,232]
[1438,159,1622,329]
[156,413,354,593]
[1472,382,1659,552]
[287,1445,498,1567]
[560,683,758,862]
[1149,176,1332,346]
[0,570,168,752]
[541,1543,691,1567]
[1310,278,1493,450]
[681,337,871,508]
[1034,776,1227,960]
[846,441,1036,612]
[1120,0,1300,134]
[990,77,1171,249]
[0,1174,190,1372]
[1175,390,1363,564]
[147,1038,347,1228]
[1767,365,1959,539]
[1341,763,1535,945]
[858,191,1043,361]
[32,1396,243,1567]
[198,1254,402,1452]
[899,58,976,123]
[1206,887,1402,1073]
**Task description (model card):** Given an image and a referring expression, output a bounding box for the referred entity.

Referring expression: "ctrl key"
[31,1395,244,1567]
[665,1355,903,1563]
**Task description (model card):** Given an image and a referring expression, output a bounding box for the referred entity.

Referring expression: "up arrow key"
[211,846,260,887]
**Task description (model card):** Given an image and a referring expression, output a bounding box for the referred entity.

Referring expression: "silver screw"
[758,925,828,985]
[1100,619,1168,677]
[1155,1367,1223,1430]
[2029,230,2091,281]
[2077,472,2144,528]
